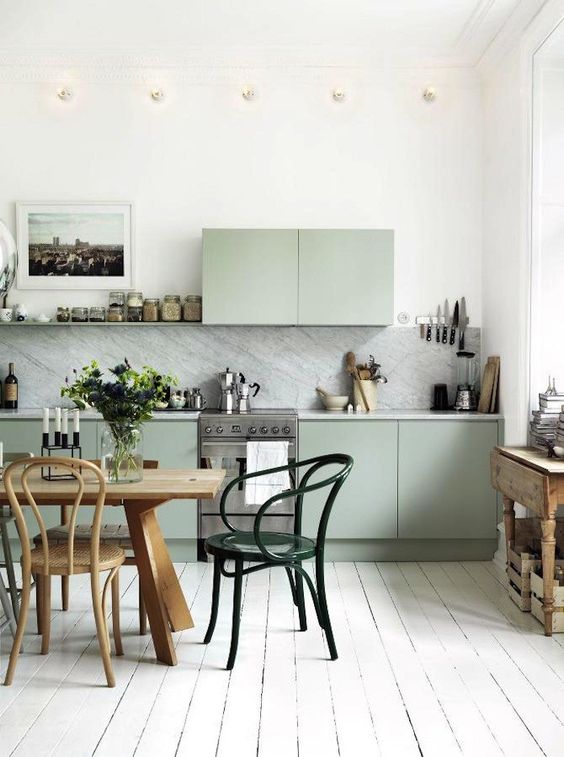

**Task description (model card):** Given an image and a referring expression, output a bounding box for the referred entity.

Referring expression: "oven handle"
[201,440,296,456]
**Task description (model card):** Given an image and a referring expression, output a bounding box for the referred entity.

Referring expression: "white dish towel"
[245,441,291,506]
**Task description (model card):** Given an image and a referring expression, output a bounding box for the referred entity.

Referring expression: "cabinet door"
[203,229,298,324]
[97,421,199,543]
[398,421,498,539]
[0,419,97,529]
[298,420,397,539]
[298,229,394,325]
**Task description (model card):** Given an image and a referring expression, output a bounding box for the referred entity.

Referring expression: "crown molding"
[0,48,485,84]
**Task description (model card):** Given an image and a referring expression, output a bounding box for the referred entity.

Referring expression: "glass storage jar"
[56,306,70,323]
[183,295,202,322]
[89,306,106,322]
[127,291,143,308]
[107,305,125,322]
[109,291,125,308]
[127,306,143,322]
[161,295,181,322]
[143,298,160,322]
[71,307,89,323]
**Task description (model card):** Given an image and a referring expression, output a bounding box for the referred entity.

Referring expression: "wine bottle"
[4,362,18,409]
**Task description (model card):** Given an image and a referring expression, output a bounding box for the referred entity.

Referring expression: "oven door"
[199,439,296,542]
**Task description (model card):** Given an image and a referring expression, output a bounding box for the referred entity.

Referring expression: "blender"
[453,351,478,411]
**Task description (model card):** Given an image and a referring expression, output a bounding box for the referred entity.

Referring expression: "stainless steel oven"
[197,410,298,561]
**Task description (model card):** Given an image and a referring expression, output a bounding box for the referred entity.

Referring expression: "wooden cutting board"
[478,356,500,413]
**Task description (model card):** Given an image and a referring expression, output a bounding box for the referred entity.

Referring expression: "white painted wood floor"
[2,561,564,756]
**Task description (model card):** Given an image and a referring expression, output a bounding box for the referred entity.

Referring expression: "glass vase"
[100,422,143,483]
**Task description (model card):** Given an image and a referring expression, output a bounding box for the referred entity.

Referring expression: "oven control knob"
[249,426,257,434]
[204,426,212,434]
[272,426,279,434]
[260,426,268,434]
[216,426,224,434]
[282,426,291,434]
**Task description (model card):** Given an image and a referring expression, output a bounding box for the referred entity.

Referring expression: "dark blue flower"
[112,364,128,377]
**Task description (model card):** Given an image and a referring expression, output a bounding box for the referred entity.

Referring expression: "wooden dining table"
[0,467,225,666]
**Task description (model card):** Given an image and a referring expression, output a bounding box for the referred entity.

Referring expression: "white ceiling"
[0,0,543,67]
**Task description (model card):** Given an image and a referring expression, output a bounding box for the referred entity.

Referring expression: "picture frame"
[16,201,134,290]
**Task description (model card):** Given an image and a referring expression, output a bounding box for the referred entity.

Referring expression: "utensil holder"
[353,380,377,411]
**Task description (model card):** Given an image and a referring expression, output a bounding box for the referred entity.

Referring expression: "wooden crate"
[507,543,541,611]
[530,571,564,632]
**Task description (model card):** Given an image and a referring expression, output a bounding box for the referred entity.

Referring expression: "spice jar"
[143,298,160,322]
[89,306,106,322]
[127,291,143,308]
[109,291,125,307]
[56,306,70,323]
[183,295,202,322]
[127,306,143,322]
[161,294,181,322]
[71,307,89,323]
[107,305,125,322]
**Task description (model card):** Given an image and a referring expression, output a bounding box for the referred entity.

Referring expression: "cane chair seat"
[37,523,133,549]
[29,542,126,576]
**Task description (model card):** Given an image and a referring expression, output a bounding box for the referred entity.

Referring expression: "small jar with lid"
[107,305,125,322]
[71,307,89,323]
[127,306,143,322]
[109,291,125,308]
[143,298,160,322]
[56,306,70,323]
[161,295,182,322]
[89,306,106,322]
[127,291,143,308]
[183,295,202,322]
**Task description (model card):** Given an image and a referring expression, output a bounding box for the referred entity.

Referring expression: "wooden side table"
[490,446,563,635]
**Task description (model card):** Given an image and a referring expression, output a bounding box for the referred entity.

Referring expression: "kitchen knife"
[436,305,441,342]
[450,300,459,346]
[459,297,467,351]
[426,313,433,342]
[442,299,449,344]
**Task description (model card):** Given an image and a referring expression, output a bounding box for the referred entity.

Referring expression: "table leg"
[124,501,194,666]
[502,496,515,568]
[541,515,557,636]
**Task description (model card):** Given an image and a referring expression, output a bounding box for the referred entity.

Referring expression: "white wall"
[0,64,483,325]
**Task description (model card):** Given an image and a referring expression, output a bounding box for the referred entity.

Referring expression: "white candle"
[42,407,49,434]
[73,409,80,434]
[55,407,61,432]
[62,409,68,435]
[0,442,4,469]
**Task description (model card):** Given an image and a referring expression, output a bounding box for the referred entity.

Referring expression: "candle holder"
[41,444,82,480]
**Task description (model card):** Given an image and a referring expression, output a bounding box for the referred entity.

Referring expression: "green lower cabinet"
[298,420,398,539]
[398,421,498,539]
[96,421,199,559]
[0,419,97,529]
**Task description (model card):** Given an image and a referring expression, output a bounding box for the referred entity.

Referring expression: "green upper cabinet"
[297,229,394,325]
[397,420,498,539]
[298,420,398,539]
[202,229,298,325]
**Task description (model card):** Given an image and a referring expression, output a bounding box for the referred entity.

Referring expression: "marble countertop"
[0,408,502,421]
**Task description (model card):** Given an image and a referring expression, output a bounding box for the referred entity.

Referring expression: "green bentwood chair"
[203,453,353,669]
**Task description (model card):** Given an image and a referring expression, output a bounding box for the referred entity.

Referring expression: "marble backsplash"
[0,325,480,411]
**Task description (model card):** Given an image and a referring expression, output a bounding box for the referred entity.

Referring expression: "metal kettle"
[237,373,261,413]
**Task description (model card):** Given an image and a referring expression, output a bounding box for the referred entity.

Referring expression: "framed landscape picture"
[16,202,133,289]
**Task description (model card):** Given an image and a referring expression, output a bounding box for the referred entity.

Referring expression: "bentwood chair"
[3,457,125,688]
[35,459,159,635]
[203,453,353,669]
[0,452,34,639]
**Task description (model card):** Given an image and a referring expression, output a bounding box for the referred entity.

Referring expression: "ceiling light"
[57,87,73,101]
[422,87,436,102]
[332,89,346,102]
[242,87,255,101]
[151,88,165,102]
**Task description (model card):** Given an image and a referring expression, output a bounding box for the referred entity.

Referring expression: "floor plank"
[5,561,564,757]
